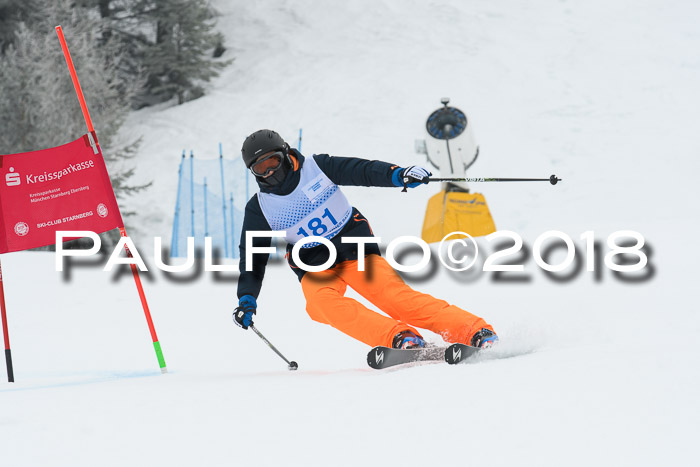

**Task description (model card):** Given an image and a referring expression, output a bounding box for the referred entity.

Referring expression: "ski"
[444,343,480,364]
[367,345,446,369]
[367,343,482,369]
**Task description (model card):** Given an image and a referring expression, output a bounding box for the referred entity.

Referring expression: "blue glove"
[392,166,431,191]
[233,295,257,330]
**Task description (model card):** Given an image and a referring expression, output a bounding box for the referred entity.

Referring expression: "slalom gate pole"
[203,178,209,238]
[218,143,229,257]
[0,260,14,382]
[171,152,185,257]
[189,151,195,238]
[119,228,167,373]
[55,26,93,132]
[249,325,297,371]
[229,193,235,257]
[57,26,167,374]
[246,168,250,201]
[55,26,98,154]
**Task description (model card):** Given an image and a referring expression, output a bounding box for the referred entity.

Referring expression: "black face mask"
[256,158,290,187]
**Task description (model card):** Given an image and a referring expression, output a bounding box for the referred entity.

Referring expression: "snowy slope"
[2,1,700,466]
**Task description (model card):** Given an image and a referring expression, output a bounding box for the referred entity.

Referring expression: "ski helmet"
[241,129,290,168]
[241,129,293,187]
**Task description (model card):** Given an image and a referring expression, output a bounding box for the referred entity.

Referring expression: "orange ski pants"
[300,254,493,347]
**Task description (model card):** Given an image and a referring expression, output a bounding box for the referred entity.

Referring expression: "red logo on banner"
[0,134,124,253]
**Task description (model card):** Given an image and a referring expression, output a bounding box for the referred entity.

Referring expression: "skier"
[233,129,497,350]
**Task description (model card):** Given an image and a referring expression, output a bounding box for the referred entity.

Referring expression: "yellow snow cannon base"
[421,191,497,243]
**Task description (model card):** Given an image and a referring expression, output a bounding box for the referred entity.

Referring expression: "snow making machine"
[415,98,496,243]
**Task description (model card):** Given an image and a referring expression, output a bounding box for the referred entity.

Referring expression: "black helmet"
[241,129,290,168]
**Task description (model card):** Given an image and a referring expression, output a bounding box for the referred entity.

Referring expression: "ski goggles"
[250,151,284,176]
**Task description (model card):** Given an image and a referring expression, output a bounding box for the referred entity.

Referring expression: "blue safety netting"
[170,151,253,258]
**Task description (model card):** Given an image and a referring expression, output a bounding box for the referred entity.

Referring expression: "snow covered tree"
[0,0,149,227]
[54,0,231,107]
[133,0,229,104]
[0,0,41,52]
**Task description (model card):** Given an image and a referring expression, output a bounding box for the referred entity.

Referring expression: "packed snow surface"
[2,1,699,466]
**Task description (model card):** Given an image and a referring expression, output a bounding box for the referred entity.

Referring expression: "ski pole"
[402,174,561,191]
[428,174,561,184]
[249,324,298,371]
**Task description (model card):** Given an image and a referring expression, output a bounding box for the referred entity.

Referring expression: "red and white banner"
[0,134,123,253]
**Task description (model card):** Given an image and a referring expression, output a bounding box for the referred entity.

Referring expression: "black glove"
[233,295,257,330]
